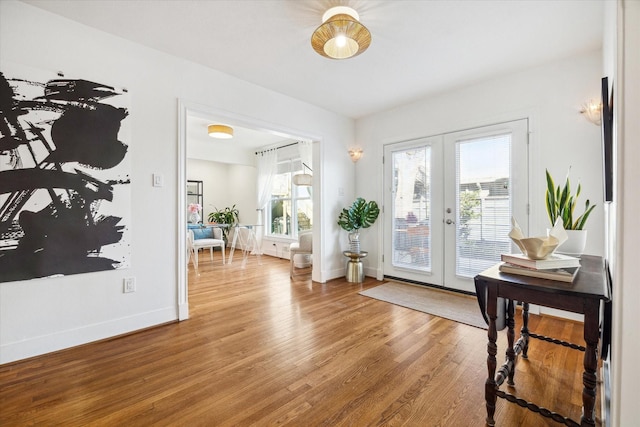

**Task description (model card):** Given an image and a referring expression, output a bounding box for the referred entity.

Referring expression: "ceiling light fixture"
[208,124,234,139]
[580,100,602,125]
[293,163,313,186]
[311,6,371,60]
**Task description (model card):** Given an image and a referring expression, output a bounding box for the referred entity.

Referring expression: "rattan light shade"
[311,7,371,60]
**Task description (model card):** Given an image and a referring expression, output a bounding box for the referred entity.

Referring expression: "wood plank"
[0,251,600,426]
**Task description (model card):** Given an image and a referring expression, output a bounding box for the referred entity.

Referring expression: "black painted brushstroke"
[0,72,30,154]
[0,195,125,281]
[0,71,130,283]
[41,79,120,102]
[0,169,114,201]
[46,104,128,169]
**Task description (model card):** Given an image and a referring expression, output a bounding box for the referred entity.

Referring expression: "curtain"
[255,148,277,254]
[298,140,312,173]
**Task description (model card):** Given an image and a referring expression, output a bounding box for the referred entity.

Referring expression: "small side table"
[474,255,610,427]
[343,251,368,283]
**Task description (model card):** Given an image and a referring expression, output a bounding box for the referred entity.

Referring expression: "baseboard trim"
[178,303,189,320]
[0,307,177,365]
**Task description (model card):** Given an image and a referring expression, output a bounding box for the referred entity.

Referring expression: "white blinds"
[455,133,512,277]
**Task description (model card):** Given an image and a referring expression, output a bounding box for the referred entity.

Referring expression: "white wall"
[356,50,605,280]
[187,159,256,224]
[187,134,256,167]
[0,0,354,363]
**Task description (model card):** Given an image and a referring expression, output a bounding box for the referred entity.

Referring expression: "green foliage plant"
[337,198,380,233]
[545,169,596,230]
[208,205,240,225]
[459,189,481,241]
[208,205,240,241]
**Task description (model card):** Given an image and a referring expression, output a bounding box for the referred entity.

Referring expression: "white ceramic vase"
[556,229,587,257]
[349,231,361,253]
[189,212,201,224]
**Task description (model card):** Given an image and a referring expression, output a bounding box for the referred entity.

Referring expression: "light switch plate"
[153,174,164,187]
[123,277,136,293]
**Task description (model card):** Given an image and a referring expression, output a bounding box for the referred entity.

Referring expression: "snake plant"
[545,169,596,230]
[337,198,380,232]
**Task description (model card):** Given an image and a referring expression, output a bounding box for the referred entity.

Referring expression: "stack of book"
[499,253,581,283]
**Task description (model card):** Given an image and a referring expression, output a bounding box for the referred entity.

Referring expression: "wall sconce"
[349,148,363,162]
[580,100,602,126]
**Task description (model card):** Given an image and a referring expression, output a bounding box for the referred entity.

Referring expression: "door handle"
[446,219,454,225]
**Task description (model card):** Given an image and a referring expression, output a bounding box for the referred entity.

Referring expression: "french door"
[383,119,528,293]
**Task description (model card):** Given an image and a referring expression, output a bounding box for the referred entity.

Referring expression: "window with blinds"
[455,133,512,277]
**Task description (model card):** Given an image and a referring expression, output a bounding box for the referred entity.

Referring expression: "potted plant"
[545,169,596,255]
[337,197,380,253]
[208,205,239,241]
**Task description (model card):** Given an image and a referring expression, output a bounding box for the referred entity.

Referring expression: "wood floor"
[0,251,601,426]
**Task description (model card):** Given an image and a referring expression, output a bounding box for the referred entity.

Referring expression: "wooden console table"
[474,255,610,426]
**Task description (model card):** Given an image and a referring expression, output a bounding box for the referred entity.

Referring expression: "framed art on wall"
[0,64,131,282]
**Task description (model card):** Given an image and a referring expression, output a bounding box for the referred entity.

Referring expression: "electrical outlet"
[123,277,136,293]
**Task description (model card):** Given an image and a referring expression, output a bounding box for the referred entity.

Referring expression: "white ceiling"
[20,0,605,152]
[22,0,604,121]
[186,115,292,158]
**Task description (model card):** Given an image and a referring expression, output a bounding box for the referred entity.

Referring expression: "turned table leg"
[506,299,516,386]
[485,283,498,426]
[521,302,530,359]
[581,302,600,426]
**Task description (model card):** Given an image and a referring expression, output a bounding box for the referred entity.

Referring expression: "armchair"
[290,230,312,277]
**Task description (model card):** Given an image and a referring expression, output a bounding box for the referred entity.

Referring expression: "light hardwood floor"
[0,250,600,426]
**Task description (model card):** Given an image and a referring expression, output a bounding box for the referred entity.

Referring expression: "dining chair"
[189,227,225,266]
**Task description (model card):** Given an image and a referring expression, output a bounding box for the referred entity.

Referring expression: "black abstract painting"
[0,66,131,283]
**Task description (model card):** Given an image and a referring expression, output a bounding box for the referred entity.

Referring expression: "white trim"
[177,99,189,320]
[312,137,325,283]
[0,307,176,364]
[612,1,640,425]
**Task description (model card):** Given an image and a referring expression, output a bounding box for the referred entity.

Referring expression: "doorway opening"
[177,100,320,319]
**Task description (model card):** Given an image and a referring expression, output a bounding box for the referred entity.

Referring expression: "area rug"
[359,281,487,329]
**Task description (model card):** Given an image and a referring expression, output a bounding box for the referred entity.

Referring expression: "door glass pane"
[392,147,431,271]
[455,134,511,277]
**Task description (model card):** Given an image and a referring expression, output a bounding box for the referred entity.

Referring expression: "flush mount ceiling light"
[311,6,371,60]
[208,124,234,139]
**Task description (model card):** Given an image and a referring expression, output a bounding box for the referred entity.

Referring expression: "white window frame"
[266,158,312,239]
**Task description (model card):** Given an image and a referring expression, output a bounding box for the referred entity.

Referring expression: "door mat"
[359,281,487,329]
